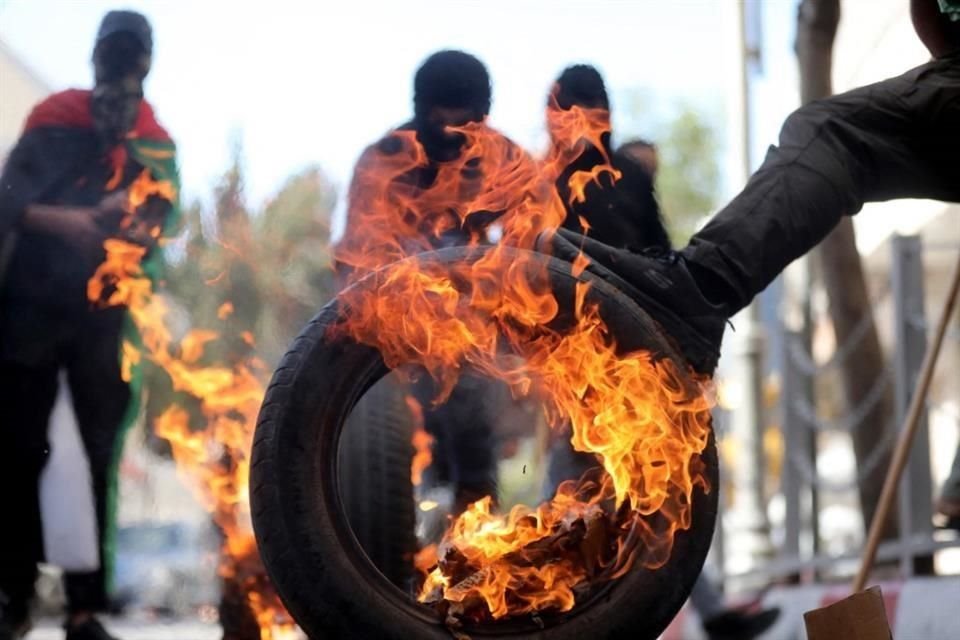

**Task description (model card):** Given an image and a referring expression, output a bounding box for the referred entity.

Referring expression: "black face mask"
[93,32,150,83]
[416,122,468,163]
[414,105,484,163]
[91,77,143,146]
[90,33,150,146]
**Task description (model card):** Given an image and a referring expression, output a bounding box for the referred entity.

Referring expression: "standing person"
[540,0,960,524]
[542,64,674,495]
[0,11,178,640]
[336,50,536,515]
[543,68,779,636]
[940,449,960,529]
[545,64,670,251]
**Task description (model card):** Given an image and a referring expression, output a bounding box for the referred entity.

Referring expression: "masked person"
[546,64,670,251]
[336,50,537,517]
[542,67,780,637]
[539,0,960,524]
[0,11,178,640]
[542,64,673,506]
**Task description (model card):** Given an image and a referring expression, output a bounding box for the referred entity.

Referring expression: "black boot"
[64,616,120,640]
[936,496,960,532]
[537,228,729,375]
[702,606,780,640]
[0,592,30,640]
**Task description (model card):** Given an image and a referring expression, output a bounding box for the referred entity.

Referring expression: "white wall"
[0,39,48,159]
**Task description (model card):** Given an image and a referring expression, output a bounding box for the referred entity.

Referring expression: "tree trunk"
[795,0,898,539]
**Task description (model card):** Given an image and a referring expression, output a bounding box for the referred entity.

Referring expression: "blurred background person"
[335,50,536,518]
[542,63,778,640]
[545,64,670,251]
[0,11,177,640]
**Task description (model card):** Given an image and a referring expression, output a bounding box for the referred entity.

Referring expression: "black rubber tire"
[251,246,719,640]
[338,376,417,589]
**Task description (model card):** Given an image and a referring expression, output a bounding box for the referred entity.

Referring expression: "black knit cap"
[96,10,152,54]
[413,50,492,120]
[553,64,609,111]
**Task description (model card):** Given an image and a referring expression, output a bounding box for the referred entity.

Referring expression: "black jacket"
[0,91,175,364]
[557,143,670,251]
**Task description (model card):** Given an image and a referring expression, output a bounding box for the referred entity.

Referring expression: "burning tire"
[338,375,418,589]
[251,246,718,640]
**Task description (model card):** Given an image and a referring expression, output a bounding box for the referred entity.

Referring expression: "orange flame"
[406,395,434,486]
[335,113,712,623]
[88,173,293,639]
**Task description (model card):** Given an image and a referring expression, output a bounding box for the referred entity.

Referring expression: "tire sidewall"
[251,247,718,640]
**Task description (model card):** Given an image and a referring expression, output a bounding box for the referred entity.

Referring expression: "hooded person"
[337,50,536,274]
[0,11,179,640]
[335,50,537,517]
[543,69,780,638]
[546,64,670,251]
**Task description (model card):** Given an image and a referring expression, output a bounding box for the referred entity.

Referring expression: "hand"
[94,190,130,231]
[117,195,170,247]
[535,228,728,376]
[98,190,130,215]
[22,205,109,270]
[56,209,110,256]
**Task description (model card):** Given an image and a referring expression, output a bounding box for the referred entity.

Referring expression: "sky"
[0,0,743,222]
[2,0,933,254]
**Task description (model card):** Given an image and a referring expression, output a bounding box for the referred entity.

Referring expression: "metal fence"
[728,233,960,587]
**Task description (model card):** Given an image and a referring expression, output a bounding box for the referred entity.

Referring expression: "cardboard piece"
[804,586,893,640]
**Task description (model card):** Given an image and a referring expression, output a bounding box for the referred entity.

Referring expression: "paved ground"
[25,618,220,640]
[24,576,960,639]
[662,576,960,639]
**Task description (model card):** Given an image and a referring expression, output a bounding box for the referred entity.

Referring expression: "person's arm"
[684,57,960,312]
[0,131,54,237]
[0,130,109,246]
[23,203,99,233]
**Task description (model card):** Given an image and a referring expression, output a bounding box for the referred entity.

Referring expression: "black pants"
[414,373,498,513]
[0,308,130,624]
[684,56,960,315]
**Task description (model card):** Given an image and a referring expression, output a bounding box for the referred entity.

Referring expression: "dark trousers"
[684,57,960,316]
[542,437,600,500]
[0,310,130,623]
[414,373,498,512]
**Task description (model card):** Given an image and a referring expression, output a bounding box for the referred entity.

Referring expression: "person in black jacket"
[0,11,177,640]
[336,51,537,516]
[539,0,960,524]
[544,101,780,635]
[542,65,674,496]
[546,64,670,251]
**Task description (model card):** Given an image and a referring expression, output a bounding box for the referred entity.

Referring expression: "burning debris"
[87,171,295,639]
[334,105,713,626]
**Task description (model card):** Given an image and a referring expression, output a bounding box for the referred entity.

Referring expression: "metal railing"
[728,234,960,587]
